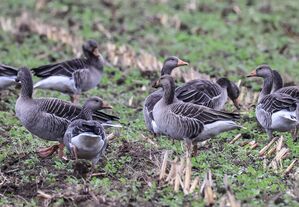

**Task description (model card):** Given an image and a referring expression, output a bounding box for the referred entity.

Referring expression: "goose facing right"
[15,67,118,158]
[152,75,241,155]
[32,40,104,103]
[64,97,110,165]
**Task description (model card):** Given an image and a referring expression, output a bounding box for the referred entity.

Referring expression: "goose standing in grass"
[143,56,240,135]
[32,40,104,104]
[64,97,110,165]
[247,65,299,141]
[152,75,241,156]
[15,67,118,158]
[0,64,18,90]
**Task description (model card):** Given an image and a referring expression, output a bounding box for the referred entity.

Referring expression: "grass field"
[0,0,299,206]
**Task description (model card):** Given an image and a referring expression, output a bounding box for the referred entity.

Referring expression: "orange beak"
[102,101,113,109]
[152,79,160,88]
[246,69,257,77]
[93,48,100,57]
[177,59,189,67]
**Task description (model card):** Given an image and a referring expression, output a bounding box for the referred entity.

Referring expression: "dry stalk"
[284,159,298,175]
[166,157,178,183]
[174,158,185,192]
[203,170,215,206]
[223,175,241,207]
[276,136,284,153]
[259,137,278,156]
[229,133,242,144]
[189,176,200,194]
[159,151,169,180]
[37,190,52,200]
[184,156,192,192]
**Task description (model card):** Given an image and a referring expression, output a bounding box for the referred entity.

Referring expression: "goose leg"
[71,145,78,160]
[38,144,59,158]
[266,129,273,141]
[58,143,65,159]
[192,143,198,157]
[291,126,298,142]
[185,139,192,158]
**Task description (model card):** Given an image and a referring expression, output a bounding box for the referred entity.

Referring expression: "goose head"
[15,67,33,98]
[83,96,113,111]
[217,78,241,109]
[82,40,101,58]
[153,75,176,105]
[247,64,272,78]
[161,56,188,76]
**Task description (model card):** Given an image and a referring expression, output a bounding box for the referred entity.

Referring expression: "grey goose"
[143,56,240,135]
[247,65,299,141]
[152,75,241,156]
[64,97,110,165]
[0,64,18,90]
[15,67,118,158]
[32,40,104,103]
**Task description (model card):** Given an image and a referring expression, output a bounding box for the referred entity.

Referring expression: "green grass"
[0,0,299,206]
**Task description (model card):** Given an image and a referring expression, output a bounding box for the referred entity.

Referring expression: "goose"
[152,75,241,156]
[247,65,299,141]
[64,97,110,165]
[15,67,118,158]
[32,40,104,103]
[143,56,240,135]
[0,64,18,90]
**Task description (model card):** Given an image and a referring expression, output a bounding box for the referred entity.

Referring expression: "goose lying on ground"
[247,65,299,141]
[32,40,104,104]
[15,67,118,158]
[143,56,240,135]
[0,64,18,90]
[64,97,110,165]
[152,75,241,156]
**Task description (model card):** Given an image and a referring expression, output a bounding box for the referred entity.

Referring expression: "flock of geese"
[0,39,299,165]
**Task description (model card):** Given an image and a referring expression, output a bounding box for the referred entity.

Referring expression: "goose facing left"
[32,40,104,103]
[15,67,117,158]
[0,64,18,90]
[152,75,241,156]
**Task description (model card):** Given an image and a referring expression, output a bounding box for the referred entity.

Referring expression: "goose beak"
[102,101,113,109]
[233,98,241,110]
[246,69,257,77]
[177,59,189,67]
[152,79,160,88]
[93,48,100,57]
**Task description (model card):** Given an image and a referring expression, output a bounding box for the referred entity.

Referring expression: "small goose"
[143,56,240,135]
[64,97,111,165]
[15,67,117,158]
[0,64,18,90]
[32,40,104,103]
[152,75,241,155]
[247,66,299,141]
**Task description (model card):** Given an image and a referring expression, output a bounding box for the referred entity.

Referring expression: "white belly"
[34,76,77,94]
[198,120,240,141]
[0,76,16,89]
[271,110,297,131]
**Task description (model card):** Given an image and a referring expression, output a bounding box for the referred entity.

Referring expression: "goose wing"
[276,86,299,100]
[144,90,163,120]
[0,64,18,76]
[36,98,119,122]
[257,93,297,128]
[31,58,89,78]
[175,80,221,106]
[169,103,240,138]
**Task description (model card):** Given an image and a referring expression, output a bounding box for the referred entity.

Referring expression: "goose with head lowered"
[0,64,18,90]
[152,75,241,156]
[143,56,240,135]
[32,40,104,104]
[15,67,118,158]
[247,64,299,141]
[64,97,111,165]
